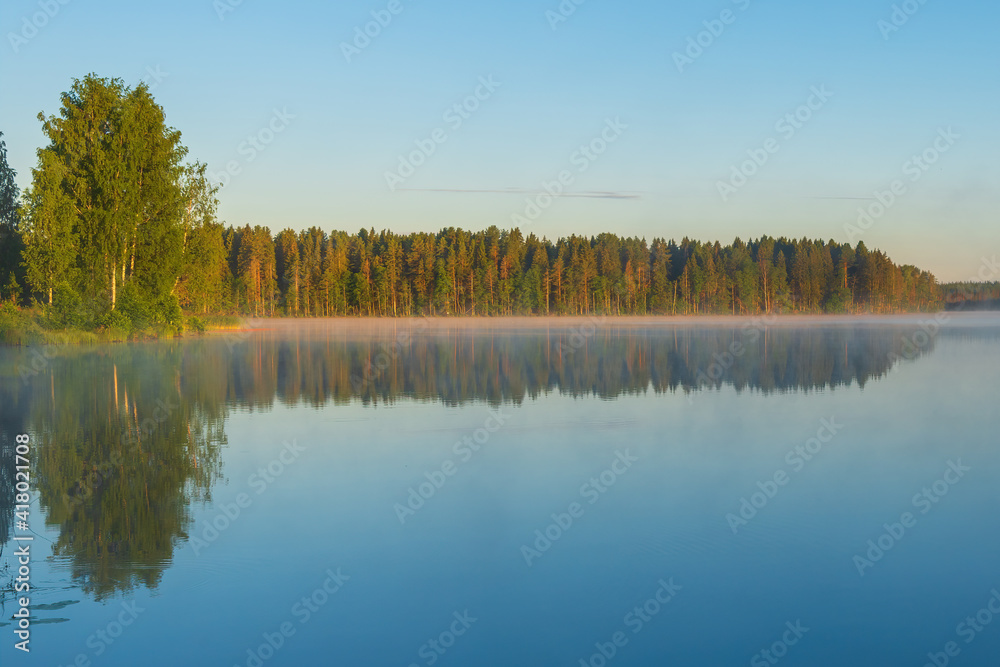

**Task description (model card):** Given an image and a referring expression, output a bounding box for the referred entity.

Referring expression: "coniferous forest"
[0,74,976,338]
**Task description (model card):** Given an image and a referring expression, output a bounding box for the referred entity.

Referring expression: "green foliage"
[216,228,939,317]
[178,222,228,314]
[105,285,183,336]
[0,303,44,345]
[186,315,206,333]
[0,132,18,229]
[0,131,25,305]
[4,275,19,303]
[157,293,184,333]
[21,74,186,319]
[98,308,132,337]
[940,281,1000,310]
[48,282,87,329]
[116,282,151,331]
[824,287,852,314]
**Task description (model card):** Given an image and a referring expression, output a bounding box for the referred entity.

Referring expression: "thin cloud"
[397,187,640,200]
[800,196,876,200]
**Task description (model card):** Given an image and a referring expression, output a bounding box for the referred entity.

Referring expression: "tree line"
[0,74,967,333]
[186,226,941,318]
[941,281,1000,311]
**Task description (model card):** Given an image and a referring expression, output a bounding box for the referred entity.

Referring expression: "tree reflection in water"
[1,321,974,600]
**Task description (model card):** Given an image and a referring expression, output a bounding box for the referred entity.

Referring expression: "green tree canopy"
[22,74,188,327]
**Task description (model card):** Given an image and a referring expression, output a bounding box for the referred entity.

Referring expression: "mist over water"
[2,314,999,666]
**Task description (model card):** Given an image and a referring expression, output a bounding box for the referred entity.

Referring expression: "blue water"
[2,316,999,666]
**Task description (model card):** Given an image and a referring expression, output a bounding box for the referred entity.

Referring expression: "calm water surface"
[2,316,999,666]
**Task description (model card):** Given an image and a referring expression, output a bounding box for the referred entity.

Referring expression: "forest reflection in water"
[0,318,989,601]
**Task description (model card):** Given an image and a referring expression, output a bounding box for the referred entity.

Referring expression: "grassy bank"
[0,304,244,346]
[186,314,243,332]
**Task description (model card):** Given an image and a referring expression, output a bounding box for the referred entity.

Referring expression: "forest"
[172,225,941,319]
[942,281,1000,310]
[0,74,984,339]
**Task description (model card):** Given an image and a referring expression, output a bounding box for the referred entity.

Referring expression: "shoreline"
[204,311,1000,334]
[7,310,1000,348]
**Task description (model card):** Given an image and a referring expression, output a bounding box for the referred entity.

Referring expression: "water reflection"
[2,346,225,600]
[225,323,945,406]
[0,320,986,601]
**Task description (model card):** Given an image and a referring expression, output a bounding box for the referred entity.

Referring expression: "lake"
[2,315,999,666]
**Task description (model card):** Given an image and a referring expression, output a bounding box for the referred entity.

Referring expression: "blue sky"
[1,0,997,281]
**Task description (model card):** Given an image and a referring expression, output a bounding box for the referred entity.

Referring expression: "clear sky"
[1,0,997,281]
